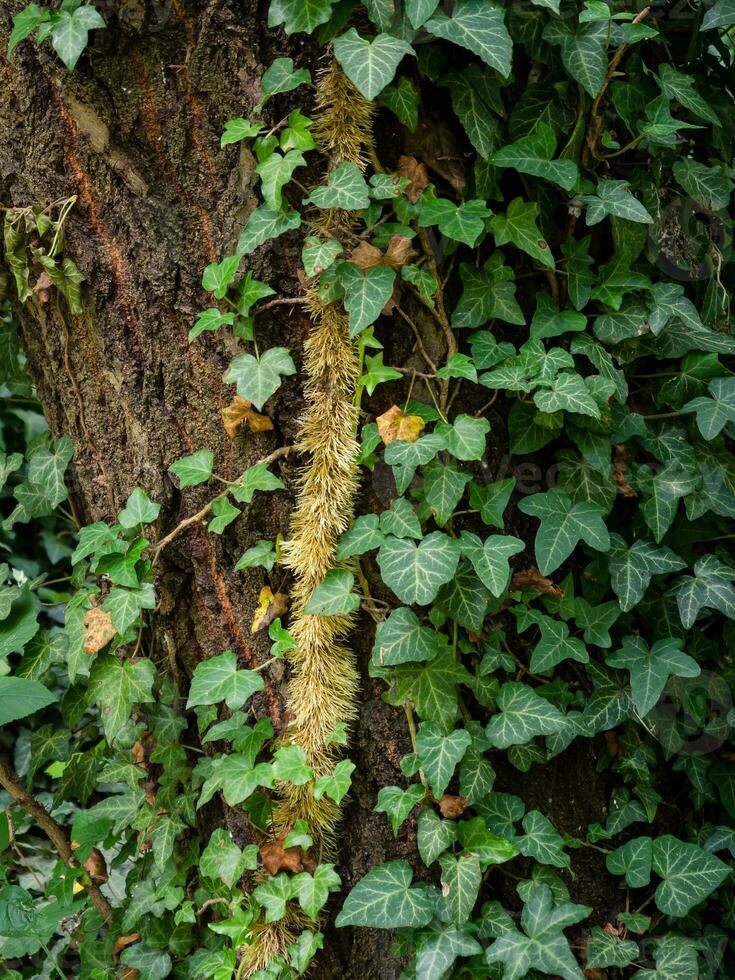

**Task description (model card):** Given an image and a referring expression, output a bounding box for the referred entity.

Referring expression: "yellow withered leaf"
[83,606,116,655]
[222,395,273,438]
[251,586,288,634]
[377,405,425,446]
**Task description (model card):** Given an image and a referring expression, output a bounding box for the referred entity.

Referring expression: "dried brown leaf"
[397,155,430,204]
[260,841,304,875]
[511,566,564,597]
[222,395,273,438]
[83,606,116,655]
[377,405,425,446]
[438,794,466,818]
[251,587,288,633]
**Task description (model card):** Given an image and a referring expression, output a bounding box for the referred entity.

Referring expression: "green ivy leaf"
[673,555,735,628]
[606,635,699,716]
[460,531,524,597]
[268,0,334,35]
[583,180,653,225]
[419,195,492,248]
[486,682,568,748]
[169,449,214,488]
[607,534,686,612]
[652,835,730,917]
[302,237,343,278]
[304,569,361,616]
[186,650,264,710]
[50,3,105,70]
[377,532,461,605]
[372,607,443,666]
[417,808,457,865]
[224,346,297,411]
[416,722,471,797]
[489,198,555,269]
[334,860,437,928]
[271,744,313,785]
[0,676,56,726]
[438,852,482,925]
[530,616,589,674]
[375,783,426,835]
[379,77,420,129]
[452,258,524,328]
[293,864,342,920]
[337,263,396,335]
[518,489,610,575]
[88,655,155,744]
[426,0,512,77]
[490,122,578,191]
[314,759,356,804]
[333,29,414,101]
[236,207,301,256]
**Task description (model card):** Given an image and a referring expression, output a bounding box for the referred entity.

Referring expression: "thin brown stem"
[152,445,294,561]
[0,759,112,923]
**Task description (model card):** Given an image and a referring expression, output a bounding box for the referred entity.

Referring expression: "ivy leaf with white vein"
[673,554,735,628]
[224,347,296,411]
[682,377,735,439]
[530,617,589,675]
[416,722,472,797]
[307,162,370,210]
[534,373,601,419]
[377,532,461,605]
[187,650,264,710]
[486,682,568,748]
[489,197,555,269]
[582,180,653,225]
[460,531,525,597]
[652,836,730,917]
[371,607,444,666]
[606,635,699,717]
[426,0,512,77]
[438,853,482,925]
[607,534,686,612]
[267,0,335,35]
[237,206,301,256]
[333,29,414,100]
[518,489,610,575]
[337,263,395,336]
[304,569,361,616]
[490,122,578,191]
[335,860,438,928]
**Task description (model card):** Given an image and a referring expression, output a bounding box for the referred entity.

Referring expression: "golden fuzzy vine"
[239,62,374,977]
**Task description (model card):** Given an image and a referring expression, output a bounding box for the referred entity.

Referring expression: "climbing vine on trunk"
[2,1,735,979]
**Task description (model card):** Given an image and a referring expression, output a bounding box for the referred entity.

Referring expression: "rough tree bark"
[0,2,617,975]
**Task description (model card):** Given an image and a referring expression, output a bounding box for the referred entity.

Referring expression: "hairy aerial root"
[239,295,360,977]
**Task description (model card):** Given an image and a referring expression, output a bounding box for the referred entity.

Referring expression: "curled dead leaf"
[84,847,108,885]
[114,933,141,959]
[383,235,415,270]
[83,605,116,655]
[348,241,383,270]
[613,444,637,498]
[511,566,564,597]
[397,155,430,204]
[604,731,619,758]
[377,405,425,446]
[33,270,54,303]
[403,123,465,193]
[438,794,466,818]
[251,587,288,633]
[260,841,304,875]
[222,395,273,438]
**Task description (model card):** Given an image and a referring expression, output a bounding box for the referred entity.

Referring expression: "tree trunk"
[0,2,404,974]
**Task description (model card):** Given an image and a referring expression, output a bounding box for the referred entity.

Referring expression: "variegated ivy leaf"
[224,346,296,411]
[307,162,370,211]
[426,0,512,78]
[379,76,420,129]
[586,926,639,969]
[255,149,306,210]
[415,922,482,980]
[417,808,457,865]
[452,255,524,328]
[486,682,568,749]
[335,514,385,560]
[442,68,503,160]
[419,194,492,248]
[375,783,426,835]
[517,810,570,869]
[534,372,601,419]
[335,860,438,928]
[423,460,472,525]
[530,616,589,675]
[333,29,414,101]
